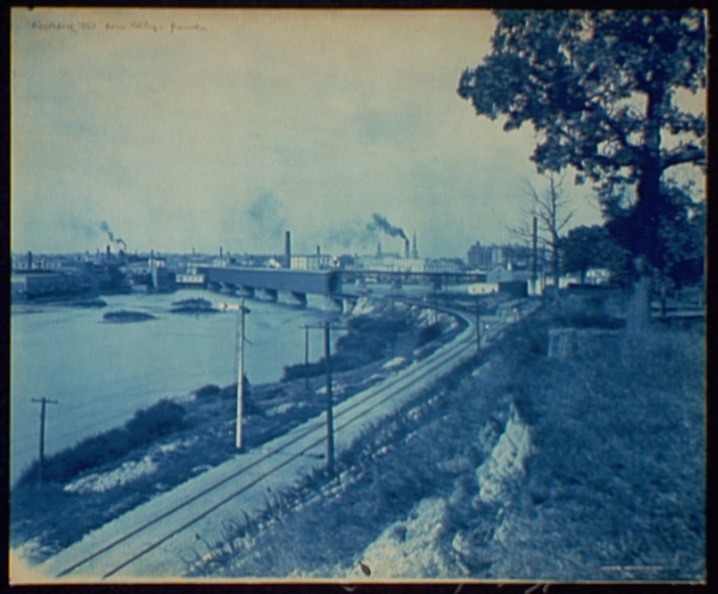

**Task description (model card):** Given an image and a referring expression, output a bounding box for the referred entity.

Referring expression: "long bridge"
[198,266,342,306]
[197,265,487,308]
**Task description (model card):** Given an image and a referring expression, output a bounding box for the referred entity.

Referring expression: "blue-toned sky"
[12,8,611,258]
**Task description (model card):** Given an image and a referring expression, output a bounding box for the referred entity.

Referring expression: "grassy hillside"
[190,303,704,582]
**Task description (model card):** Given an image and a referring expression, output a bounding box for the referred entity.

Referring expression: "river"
[10,290,340,486]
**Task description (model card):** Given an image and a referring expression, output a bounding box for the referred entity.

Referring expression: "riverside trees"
[458,10,706,331]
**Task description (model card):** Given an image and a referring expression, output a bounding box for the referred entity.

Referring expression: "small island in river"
[103,310,157,323]
[169,298,218,314]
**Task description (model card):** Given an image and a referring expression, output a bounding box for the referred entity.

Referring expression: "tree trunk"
[659,282,668,317]
[551,240,561,301]
[627,258,652,334]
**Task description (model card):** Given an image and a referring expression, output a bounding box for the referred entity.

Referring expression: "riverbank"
[10,296,468,565]
[10,289,340,486]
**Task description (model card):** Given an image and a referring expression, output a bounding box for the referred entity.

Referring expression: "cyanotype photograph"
[9,7,706,585]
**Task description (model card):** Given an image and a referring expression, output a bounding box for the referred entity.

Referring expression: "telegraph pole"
[300,324,310,391]
[475,297,481,353]
[221,300,251,450]
[389,298,396,359]
[236,299,251,450]
[304,321,344,476]
[532,215,538,296]
[323,322,335,477]
[32,397,58,486]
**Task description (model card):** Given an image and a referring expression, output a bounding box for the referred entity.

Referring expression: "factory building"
[11,270,99,301]
[467,242,536,272]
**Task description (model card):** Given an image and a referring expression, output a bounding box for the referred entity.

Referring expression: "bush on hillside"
[336,332,386,361]
[17,399,187,487]
[348,314,408,336]
[282,315,409,382]
[195,384,222,399]
[417,322,443,346]
[125,399,186,444]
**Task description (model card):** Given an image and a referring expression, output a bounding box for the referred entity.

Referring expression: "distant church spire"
[376,241,383,258]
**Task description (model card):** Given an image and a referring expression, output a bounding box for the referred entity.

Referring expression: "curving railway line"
[36,298,536,582]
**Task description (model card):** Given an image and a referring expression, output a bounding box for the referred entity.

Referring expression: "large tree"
[458,10,706,330]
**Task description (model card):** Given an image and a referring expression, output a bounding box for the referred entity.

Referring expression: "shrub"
[417,322,443,346]
[195,384,222,398]
[348,314,408,336]
[125,399,186,444]
[336,332,386,360]
[282,361,326,382]
[17,399,187,487]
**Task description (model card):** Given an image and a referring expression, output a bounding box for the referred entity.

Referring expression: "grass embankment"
[187,300,704,582]
[10,299,464,564]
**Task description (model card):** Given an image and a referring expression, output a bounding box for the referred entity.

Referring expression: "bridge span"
[198,266,342,305]
[198,265,488,308]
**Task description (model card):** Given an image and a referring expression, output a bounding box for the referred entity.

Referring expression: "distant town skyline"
[12,8,609,258]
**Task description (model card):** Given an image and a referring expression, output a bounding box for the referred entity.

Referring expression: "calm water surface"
[10,290,339,485]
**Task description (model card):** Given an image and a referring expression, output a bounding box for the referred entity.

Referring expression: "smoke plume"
[99,221,126,250]
[367,213,408,241]
[99,221,115,242]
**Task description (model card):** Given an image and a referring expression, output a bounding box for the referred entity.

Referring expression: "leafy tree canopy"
[560,224,632,284]
[458,10,706,269]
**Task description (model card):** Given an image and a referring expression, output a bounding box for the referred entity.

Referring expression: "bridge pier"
[290,291,308,306]
[328,296,344,312]
[239,285,255,298]
[339,295,357,312]
[207,281,222,292]
[263,288,278,302]
[221,282,238,294]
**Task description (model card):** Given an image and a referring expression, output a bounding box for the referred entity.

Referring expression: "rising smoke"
[99,221,126,250]
[99,221,115,242]
[367,213,408,241]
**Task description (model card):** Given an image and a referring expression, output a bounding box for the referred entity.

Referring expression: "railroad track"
[41,299,532,581]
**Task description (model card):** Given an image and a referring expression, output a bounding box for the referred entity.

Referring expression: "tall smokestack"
[412,231,418,259]
[404,238,410,259]
[285,231,291,269]
[27,251,33,269]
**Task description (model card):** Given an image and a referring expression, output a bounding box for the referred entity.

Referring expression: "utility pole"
[390,298,396,359]
[532,215,538,296]
[221,300,251,450]
[324,322,335,477]
[236,299,251,450]
[300,324,310,391]
[304,321,345,476]
[475,297,481,353]
[32,397,58,486]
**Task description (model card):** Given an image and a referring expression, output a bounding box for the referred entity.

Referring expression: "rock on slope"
[342,405,533,580]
